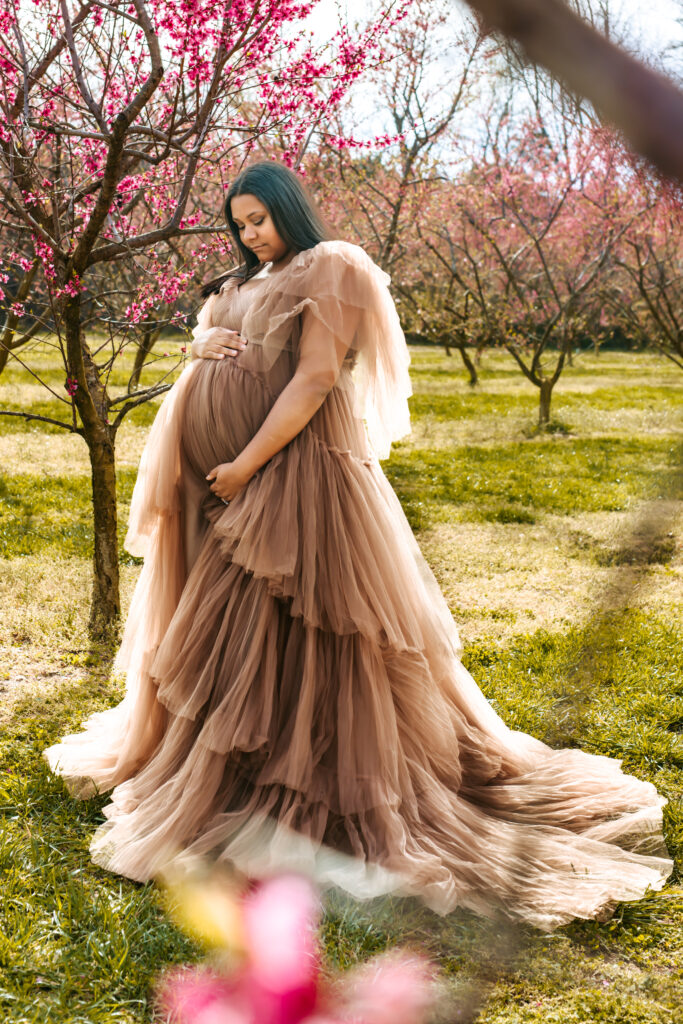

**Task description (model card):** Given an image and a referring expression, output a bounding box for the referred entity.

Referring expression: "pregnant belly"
[181,359,275,478]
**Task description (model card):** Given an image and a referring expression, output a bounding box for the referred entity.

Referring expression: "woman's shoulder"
[300,239,373,265]
[291,240,388,285]
[217,269,248,295]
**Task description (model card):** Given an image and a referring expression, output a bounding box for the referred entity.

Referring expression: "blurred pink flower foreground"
[157,874,435,1024]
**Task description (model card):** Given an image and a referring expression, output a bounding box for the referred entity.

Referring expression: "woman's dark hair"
[201,162,330,297]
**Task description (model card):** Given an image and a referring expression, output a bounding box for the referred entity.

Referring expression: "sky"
[306,0,683,64]
[302,0,683,155]
[608,0,683,60]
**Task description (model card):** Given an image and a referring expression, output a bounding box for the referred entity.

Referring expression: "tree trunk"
[63,291,121,642]
[456,341,478,386]
[87,430,120,642]
[538,378,554,427]
[128,326,159,392]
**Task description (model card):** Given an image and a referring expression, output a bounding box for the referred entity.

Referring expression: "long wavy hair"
[201,162,330,297]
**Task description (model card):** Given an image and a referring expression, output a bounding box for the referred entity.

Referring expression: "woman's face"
[230,194,289,263]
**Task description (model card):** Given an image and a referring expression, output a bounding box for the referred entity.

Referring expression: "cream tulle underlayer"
[44,243,673,932]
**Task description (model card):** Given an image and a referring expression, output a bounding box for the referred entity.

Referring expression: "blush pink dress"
[44,241,672,932]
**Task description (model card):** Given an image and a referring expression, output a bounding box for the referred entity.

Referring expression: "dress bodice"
[209,269,275,333]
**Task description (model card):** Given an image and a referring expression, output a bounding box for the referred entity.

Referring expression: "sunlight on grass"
[0,471,137,559]
[385,438,680,531]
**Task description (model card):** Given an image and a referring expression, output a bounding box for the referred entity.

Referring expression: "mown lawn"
[0,342,681,1023]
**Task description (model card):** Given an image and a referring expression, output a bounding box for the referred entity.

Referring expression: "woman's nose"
[244,225,257,242]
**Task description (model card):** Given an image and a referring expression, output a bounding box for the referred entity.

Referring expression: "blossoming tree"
[0,0,404,637]
[610,174,683,369]
[416,119,639,425]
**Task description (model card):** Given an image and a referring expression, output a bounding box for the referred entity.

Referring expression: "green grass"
[408,385,683,421]
[2,437,677,561]
[385,438,681,530]
[0,345,682,1022]
[0,679,199,1023]
[464,611,683,791]
[0,338,184,436]
[1,613,682,1022]
[0,397,165,434]
[0,471,137,559]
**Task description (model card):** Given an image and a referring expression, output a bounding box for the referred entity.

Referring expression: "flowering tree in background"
[416,120,638,425]
[462,0,683,181]
[1,0,681,641]
[308,0,487,270]
[301,0,492,382]
[610,177,683,369]
[0,0,405,637]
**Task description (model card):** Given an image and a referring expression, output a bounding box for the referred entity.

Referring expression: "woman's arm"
[206,307,357,501]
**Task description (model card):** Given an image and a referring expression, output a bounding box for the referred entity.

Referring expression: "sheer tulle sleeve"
[241,241,412,459]
[188,290,219,353]
[123,287,222,554]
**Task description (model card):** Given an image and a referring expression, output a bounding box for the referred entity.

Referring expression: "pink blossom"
[157,873,436,1024]
[158,970,246,1024]
[343,953,435,1024]
[242,875,320,1024]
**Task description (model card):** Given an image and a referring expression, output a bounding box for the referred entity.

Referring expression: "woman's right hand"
[191,327,247,360]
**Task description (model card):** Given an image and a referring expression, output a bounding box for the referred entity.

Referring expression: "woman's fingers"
[192,328,246,360]
[200,341,246,359]
[209,328,246,351]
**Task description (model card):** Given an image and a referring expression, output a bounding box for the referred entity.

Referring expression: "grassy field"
[0,342,682,1023]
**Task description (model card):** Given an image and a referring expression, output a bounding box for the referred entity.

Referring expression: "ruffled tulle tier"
[85,510,671,930]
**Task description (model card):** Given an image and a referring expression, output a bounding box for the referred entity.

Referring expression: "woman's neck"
[267,249,296,273]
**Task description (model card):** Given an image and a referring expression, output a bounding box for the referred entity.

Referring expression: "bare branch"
[0,409,80,432]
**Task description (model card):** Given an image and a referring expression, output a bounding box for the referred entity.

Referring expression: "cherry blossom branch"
[8,3,95,120]
[59,0,107,133]
[89,224,224,264]
[109,380,174,429]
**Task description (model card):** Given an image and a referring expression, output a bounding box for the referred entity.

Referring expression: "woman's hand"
[191,327,246,360]
[206,458,252,502]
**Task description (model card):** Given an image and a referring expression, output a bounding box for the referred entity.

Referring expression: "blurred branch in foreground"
[463,0,683,180]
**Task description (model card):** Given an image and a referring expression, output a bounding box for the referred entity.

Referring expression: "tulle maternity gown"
[45,241,673,932]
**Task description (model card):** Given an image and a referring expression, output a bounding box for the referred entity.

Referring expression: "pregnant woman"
[45,162,672,932]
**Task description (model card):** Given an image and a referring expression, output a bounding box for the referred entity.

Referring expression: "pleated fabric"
[44,241,673,932]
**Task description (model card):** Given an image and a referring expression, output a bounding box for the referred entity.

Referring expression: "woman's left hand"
[206,460,252,502]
